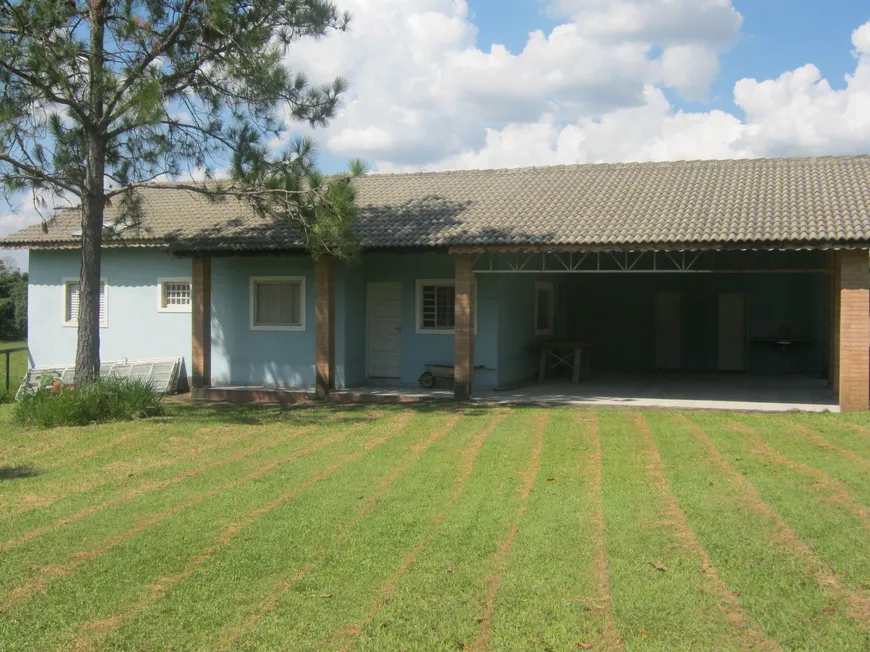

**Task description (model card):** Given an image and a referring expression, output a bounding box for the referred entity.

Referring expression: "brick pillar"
[315,256,335,399]
[191,255,212,395]
[454,254,475,400]
[837,250,869,412]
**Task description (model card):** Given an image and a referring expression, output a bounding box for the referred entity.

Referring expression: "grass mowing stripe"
[0,416,352,553]
[702,416,870,622]
[777,419,870,470]
[633,414,777,649]
[0,416,373,597]
[469,411,546,650]
[108,410,481,651]
[216,411,469,649]
[600,411,766,649]
[583,412,623,650]
[67,411,415,651]
[673,413,870,643]
[723,419,870,528]
[340,410,537,652]
[485,409,618,651]
[0,425,281,521]
[329,411,509,651]
[0,416,379,613]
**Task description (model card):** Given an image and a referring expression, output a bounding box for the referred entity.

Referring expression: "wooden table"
[538,341,590,383]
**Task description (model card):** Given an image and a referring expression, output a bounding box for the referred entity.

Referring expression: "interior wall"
[496,275,564,387]
[563,272,827,375]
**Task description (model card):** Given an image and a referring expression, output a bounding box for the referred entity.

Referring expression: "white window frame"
[415,279,478,335]
[535,281,555,336]
[62,277,108,328]
[157,277,193,313]
[249,276,307,332]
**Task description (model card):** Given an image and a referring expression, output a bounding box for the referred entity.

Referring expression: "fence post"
[5,351,9,393]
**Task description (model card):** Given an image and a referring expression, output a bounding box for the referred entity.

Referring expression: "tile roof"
[4,155,870,251]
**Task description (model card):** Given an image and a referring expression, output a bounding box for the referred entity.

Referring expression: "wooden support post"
[191,255,212,395]
[837,250,869,412]
[315,256,335,399]
[454,253,475,400]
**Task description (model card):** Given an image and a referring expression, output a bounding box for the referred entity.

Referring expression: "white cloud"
[376,17,870,173]
[286,0,743,165]
[0,195,45,272]
[658,44,720,102]
[549,0,742,47]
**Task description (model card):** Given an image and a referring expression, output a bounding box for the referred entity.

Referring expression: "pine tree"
[0,0,362,383]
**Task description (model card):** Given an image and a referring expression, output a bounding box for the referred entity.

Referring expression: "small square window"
[64,279,107,327]
[415,279,478,334]
[158,278,192,312]
[250,277,306,331]
[421,283,455,330]
[535,282,555,336]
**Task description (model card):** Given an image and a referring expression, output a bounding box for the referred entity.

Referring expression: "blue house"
[3,156,870,411]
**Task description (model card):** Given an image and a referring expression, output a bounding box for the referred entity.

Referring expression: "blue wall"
[27,248,831,391]
[210,255,318,387]
[496,275,565,388]
[363,253,499,387]
[28,249,192,369]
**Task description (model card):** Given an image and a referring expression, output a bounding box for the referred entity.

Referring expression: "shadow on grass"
[161,399,504,427]
[0,465,40,480]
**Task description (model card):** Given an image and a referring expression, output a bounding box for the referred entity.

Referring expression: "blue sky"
[4,0,870,270]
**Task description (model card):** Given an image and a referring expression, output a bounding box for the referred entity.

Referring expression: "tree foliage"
[0,0,360,382]
[0,258,27,340]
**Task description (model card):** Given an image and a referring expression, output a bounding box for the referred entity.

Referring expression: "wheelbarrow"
[419,364,454,389]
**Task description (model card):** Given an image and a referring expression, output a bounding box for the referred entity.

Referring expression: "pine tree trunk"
[73,0,107,387]
[74,190,104,385]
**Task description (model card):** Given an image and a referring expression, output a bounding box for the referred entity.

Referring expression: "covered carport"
[451,247,868,413]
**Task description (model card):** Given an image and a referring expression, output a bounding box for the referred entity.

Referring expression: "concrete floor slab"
[207,373,837,412]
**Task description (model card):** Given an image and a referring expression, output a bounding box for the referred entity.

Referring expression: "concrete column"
[454,253,475,400]
[315,256,335,399]
[191,255,212,395]
[837,250,869,412]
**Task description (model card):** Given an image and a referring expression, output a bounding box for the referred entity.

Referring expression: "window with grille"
[416,279,477,334]
[250,277,306,331]
[535,282,555,335]
[64,280,107,327]
[158,279,192,312]
[421,283,455,330]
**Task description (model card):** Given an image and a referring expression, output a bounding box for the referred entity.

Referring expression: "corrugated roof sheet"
[3,155,870,251]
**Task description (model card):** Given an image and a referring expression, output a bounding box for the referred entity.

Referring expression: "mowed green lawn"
[2,402,870,650]
[0,341,28,398]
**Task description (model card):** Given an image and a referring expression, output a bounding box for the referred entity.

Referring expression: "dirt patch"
[580,412,624,651]
[634,414,778,650]
[678,414,870,629]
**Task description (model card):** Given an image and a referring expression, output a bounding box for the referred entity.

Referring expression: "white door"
[655,292,683,370]
[367,282,403,378]
[718,292,747,371]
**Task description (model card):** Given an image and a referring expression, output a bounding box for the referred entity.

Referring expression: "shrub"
[12,376,165,428]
